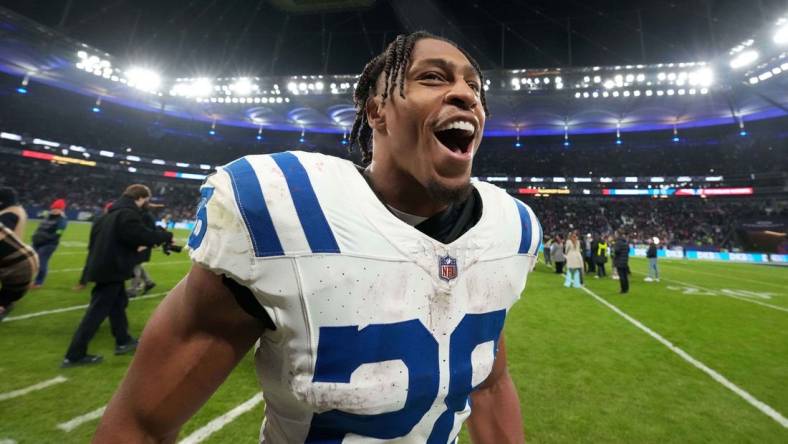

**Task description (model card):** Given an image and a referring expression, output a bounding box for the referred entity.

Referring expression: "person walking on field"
[31,199,68,288]
[595,237,608,278]
[551,235,566,274]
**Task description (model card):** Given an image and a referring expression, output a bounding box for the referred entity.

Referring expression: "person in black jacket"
[581,233,596,274]
[62,185,173,367]
[612,232,630,294]
[645,237,660,282]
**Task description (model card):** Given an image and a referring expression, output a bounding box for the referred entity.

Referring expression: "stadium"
[0,0,786,442]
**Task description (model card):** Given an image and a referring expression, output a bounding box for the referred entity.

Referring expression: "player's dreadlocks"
[349,31,490,164]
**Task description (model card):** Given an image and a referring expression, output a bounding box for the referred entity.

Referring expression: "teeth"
[436,120,475,135]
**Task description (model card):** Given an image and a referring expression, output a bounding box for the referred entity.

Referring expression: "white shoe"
[613,276,619,280]
[655,278,660,282]
[644,277,653,282]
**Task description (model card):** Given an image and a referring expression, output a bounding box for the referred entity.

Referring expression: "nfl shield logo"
[438,255,458,282]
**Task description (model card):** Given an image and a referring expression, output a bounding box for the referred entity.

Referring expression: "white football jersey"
[188,151,541,443]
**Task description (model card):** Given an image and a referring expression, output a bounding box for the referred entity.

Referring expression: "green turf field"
[1,221,786,443]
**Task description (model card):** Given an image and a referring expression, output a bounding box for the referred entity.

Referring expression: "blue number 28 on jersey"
[305,309,506,443]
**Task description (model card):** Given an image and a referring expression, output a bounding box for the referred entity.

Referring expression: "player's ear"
[366,94,386,132]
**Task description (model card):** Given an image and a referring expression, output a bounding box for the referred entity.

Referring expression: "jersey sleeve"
[187,169,256,284]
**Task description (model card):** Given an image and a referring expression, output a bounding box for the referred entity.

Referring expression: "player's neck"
[364,161,448,218]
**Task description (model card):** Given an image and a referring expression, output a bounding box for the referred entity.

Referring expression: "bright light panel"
[729,50,759,69]
[126,67,161,91]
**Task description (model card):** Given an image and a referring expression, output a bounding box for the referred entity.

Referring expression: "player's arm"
[466,336,525,444]
[93,264,266,443]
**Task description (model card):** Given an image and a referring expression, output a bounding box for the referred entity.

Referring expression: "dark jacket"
[613,238,630,268]
[31,214,67,248]
[84,196,172,283]
[646,244,658,258]
[135,209,158,264]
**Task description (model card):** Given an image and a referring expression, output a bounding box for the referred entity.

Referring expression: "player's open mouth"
[433,119,475,155]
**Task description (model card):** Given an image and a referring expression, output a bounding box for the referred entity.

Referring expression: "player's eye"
[420,72,447,82]
[467,81,480,92]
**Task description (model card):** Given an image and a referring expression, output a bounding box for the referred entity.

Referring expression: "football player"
[96,31,540,443]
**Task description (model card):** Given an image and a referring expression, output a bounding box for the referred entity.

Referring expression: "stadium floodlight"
[231,78,256,96]
[690,67,714,87]
[126,67,161,92]
[774,18,788,45]
[176,78,213,97]
[729,50,759,69]
[0,132,22,141]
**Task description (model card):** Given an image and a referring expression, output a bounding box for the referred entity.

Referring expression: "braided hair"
[349,31,489,164]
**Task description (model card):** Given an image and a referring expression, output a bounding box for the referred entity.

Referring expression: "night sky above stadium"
[3,0,787,77]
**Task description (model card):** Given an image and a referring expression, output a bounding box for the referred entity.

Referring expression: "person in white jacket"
[563,232,584,288]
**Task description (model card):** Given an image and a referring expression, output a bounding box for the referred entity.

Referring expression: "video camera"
[162,242,183,255]
[155,226,183,255]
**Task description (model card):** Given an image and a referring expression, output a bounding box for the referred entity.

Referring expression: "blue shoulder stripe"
[225,157,284,257]
[514,199,533,255]
[271,152,340,254]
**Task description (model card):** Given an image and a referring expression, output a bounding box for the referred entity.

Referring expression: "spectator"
[31,199,68,288]
[645,237,660,282]
[563,232,584,288]
[582,233,596,274]
[0,223,38,321]
[595,237,608,278]
[551,236,566,274]
[613,233,630,294]
[543,236,553,266]
[0,186,28,238]
[62,185,173,367]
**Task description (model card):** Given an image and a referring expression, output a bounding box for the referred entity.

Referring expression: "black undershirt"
[224,166,483,329]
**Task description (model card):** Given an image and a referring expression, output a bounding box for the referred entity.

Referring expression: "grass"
[1,221,786,443]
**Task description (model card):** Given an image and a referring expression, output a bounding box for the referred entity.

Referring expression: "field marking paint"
[0,439,17,444]
[178,393,264,444]
[49,260,190,274]
[656,261,788,290]
[4,292,168,322]
[0,376,67,401]
[632,271,788,314]
[580,285,788,429]
[56,405,106,432]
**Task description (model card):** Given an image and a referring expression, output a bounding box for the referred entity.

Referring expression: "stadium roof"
[0,3,787,136]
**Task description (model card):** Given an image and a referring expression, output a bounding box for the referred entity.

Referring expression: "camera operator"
[62,184,173,367]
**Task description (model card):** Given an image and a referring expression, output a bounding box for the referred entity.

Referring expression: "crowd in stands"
[0,156,197,222]
[2,154,784,251]
[1,75,785,250]
[529,197,785,251]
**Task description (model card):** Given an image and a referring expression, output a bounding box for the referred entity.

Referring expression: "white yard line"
[3,292,168,322]
[178,393,264,444]
[0,439,17,444]
[0,376,67,401]
[49,260,190,273]
[56,405,106,432]
[631,271,788,314]
[580,285,788,429]
[655,262,788,290]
